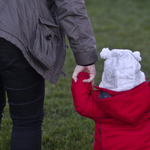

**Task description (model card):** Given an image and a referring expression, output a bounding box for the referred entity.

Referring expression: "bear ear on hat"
[132,51,141,61]
[100,48,111,59]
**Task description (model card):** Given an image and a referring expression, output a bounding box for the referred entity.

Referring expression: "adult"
[0,0,98,149]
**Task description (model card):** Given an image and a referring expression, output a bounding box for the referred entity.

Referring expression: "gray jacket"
[0,0,98,84]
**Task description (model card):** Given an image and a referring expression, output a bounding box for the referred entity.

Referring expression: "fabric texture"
[0,0,98,84]
[99,48,145,91]
[71,72,150,150]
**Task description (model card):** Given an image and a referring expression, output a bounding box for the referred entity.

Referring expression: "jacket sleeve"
[55,0,98,66]
[96,83,150,124]
[71,72,107,119]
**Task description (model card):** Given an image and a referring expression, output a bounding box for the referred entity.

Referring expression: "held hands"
[72,64,96,86]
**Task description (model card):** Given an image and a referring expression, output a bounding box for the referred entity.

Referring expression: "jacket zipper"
[99,123,103,150]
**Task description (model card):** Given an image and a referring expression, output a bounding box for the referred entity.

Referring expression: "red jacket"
[71,72,150,150]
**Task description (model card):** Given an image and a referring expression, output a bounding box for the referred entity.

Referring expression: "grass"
[1,0,150,149]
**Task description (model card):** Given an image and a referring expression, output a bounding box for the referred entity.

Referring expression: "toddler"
[71,48,150,150]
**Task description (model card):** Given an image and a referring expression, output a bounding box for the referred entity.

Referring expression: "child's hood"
[94,81,150,124]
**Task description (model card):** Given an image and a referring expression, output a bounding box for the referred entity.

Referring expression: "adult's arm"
[55,0,98,66]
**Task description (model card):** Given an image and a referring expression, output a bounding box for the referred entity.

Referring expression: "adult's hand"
[72,64,96,86]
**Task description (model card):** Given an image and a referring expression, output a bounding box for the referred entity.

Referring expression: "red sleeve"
[95,82,150,124]
[71,72,107,119]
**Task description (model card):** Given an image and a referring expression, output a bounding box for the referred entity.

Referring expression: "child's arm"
[71,72,107,119]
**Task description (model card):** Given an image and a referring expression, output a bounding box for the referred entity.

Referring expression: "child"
[71,48,150,150]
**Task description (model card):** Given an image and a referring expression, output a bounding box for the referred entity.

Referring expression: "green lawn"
[1,0,150,149]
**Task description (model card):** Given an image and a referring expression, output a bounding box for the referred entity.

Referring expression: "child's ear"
[100,48,111,59]
[132,51,141,61]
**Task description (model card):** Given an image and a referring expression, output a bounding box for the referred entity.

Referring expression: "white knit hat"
[99,48,146,91]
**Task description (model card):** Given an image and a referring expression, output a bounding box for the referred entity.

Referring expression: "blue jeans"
[0,38,45,150]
